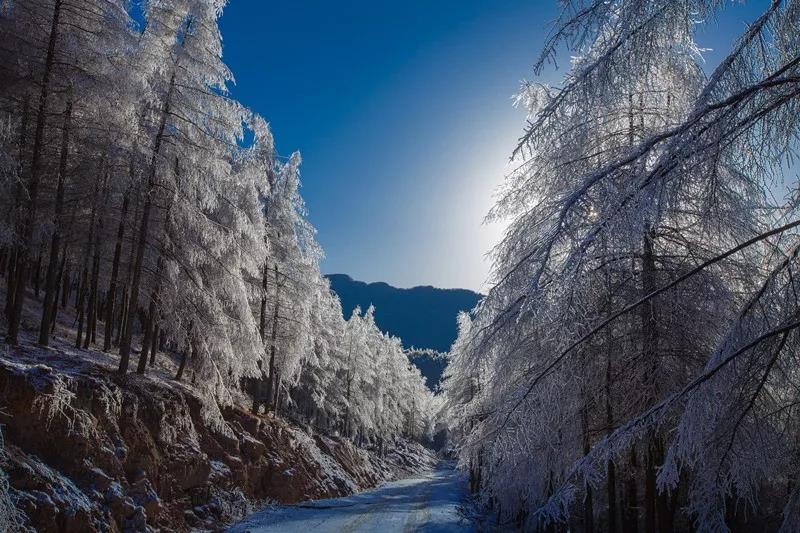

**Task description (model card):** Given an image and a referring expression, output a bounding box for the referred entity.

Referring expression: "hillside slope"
[0,339,435,532]
[326,274,481,387]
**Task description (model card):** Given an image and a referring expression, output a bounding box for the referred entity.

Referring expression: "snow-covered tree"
[446,0,800,530]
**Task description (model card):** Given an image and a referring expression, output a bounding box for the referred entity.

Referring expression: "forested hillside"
[327,274,480,387]
[0,1,435,530]
[443,0,800,531]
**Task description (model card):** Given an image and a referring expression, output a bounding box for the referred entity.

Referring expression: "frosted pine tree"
[447,0,800,530]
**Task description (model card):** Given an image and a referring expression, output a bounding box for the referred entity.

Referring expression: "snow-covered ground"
[228,462,474,532]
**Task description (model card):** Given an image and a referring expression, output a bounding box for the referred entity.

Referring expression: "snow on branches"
[0,0,432,456]
[444,0,800,530]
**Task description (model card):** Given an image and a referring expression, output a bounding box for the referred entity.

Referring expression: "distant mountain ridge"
[325,274,481,389]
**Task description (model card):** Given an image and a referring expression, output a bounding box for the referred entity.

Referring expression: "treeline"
[444,0,800,532]
[0,0,432,447]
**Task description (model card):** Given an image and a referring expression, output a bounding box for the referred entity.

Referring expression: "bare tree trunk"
[60,262,70,308]
[33,252,42,298]
[606,348,618,533]
[137,263,162,374]
[103,186,130,351]
[273,371,282,417]
[641,229,660,532]
[148,320,159,366]
[75,265,88,348]
[623,446,639,533]
[602,229,619,533]
[175,322,193,381]
[116,193,139,347]
[2,94,29,295]
[76,182,100,348]
[137,156,178,374]
[645,440,657,533]
[6,0,63,345]
[39,100,72,345]
[115,289,127,346]
[175,345,189,381]
[582,403,595,533]
[118,73,175,374]
[51,241,68,333]
[344,370,352,438]
[259,258,268,338]
[266,263,280,410]
[4,95,30,329]
[84,243,101,347]
[252,258,270,414]
[137,307,154,373]
[343,329,355,438]
[654,438,673,532]
[85,174,110,348]
[4,247,17,321]
[620,96,641,533]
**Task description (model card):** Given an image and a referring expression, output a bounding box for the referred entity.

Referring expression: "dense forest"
[0,1,434,527]
[443,0,800,531]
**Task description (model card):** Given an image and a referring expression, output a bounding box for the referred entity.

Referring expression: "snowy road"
[228,462,474,532]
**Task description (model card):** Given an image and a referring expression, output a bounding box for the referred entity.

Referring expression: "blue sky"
[219,1,763,291]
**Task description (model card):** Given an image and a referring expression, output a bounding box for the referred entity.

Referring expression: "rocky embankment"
[0,344,435,532]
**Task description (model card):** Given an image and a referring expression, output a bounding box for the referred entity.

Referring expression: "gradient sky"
[219,1,763,291]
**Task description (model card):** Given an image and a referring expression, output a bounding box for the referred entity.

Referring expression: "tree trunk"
[75,265,88,348]
[251,259,270,414]
[103,187,130,351]
[175,322,193,381]
[623,446,639,533]
[645,439,657,533]
[582,404,595,533]
[606,347,618,533]
[75,175,101,348]
[137,156,178,374]
[137,268,163,374]
[175,346,189,382]
[137,307,154,374]
[251,374,263,414]
[39,100,72,346]
[51,241,68,333]
[6,0,63,345]
[116,191,140,348]
[273,371,282,417]
[4,247,17,321]
[85,174,110,348]
[4,94,31,256]
[259,258,268,338]
[60,262,70,308]
[115,288,127,346]
[118,73,175,374]
[654,438,673,533]
[84,246,101,348]
[148,321,159,366]
[4,95,30,329]
[33,252,42,298]
[266,263,280,410]
[344,371,352,438]
[641,229,660,532]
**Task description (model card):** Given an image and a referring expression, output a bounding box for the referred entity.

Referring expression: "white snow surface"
[227,462,474,532]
